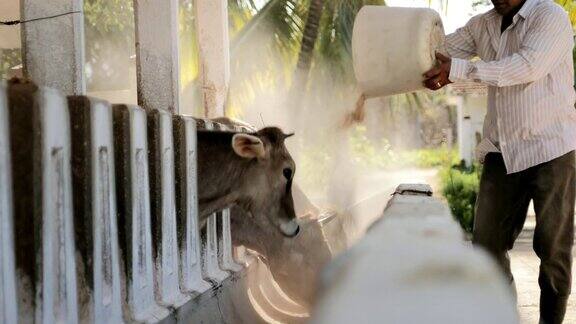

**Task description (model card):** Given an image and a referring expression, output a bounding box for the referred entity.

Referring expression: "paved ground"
[512,221,576,324]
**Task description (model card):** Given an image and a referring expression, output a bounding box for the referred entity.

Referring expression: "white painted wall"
[312,184,518,324]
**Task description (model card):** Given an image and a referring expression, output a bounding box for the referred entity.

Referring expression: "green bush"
[349,125,458,169]
[349,125,397,169]
[440,164,482,233]
[397,147,459,168]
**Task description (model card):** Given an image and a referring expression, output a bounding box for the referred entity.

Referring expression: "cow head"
[231,127,299,237]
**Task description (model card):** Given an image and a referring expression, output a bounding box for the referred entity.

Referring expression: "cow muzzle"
[279,220,300,237]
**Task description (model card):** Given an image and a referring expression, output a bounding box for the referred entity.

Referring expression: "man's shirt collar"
[518,0,539,19]
[484,0,539,23]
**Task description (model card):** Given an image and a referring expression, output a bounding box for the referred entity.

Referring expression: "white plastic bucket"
[352,6,446,98]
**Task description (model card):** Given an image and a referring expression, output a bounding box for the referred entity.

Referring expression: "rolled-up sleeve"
[449,6,574,87]
[449,58,471,81]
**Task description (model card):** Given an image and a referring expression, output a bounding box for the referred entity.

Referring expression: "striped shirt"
[446,0,576,174]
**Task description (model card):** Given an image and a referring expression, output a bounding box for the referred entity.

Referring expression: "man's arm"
[445,16,479,59]
[450,6,574,87]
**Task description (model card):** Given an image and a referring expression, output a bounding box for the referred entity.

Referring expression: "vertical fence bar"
[147,109,190,307]
[219,209,243,272]
[112,104,170,322]
[195,0,230,117]
[173,115,212,294]
[199,121,229,283]
[0,83,18,324]
[217,124,244,272]
[133,0,180,114]
[68,96,124,324]
[202,213,230,283]
[20,0,85,95]
[8,82,79,323]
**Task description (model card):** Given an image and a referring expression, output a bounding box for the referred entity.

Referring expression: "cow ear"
[232,134,266,159]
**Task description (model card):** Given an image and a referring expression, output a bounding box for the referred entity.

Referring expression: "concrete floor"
[512,240,576,324]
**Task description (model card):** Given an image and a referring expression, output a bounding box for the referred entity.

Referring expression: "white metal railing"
[312,184,520,324]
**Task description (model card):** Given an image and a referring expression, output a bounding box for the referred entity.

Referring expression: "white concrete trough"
[0,83,18,324]
[147,108,191,308]
[7,81,79,324]
[173,115,213,295]
[68,96,124,324]
[112,104,170,322]
[312,184,519,324]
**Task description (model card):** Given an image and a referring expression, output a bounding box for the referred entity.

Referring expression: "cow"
[196,125,300,237]
[196,118,335,307]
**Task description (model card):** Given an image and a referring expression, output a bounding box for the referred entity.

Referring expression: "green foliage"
[83,0,135,89]
[349,125,397,169]
[0,49,20,80]
[556,0,576,29]
[298,141,335,191]
[349,125,458,169]
[440,164,481,233]
[397,148,459,168]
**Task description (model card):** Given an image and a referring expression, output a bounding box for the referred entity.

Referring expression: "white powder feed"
[352,6,446,98]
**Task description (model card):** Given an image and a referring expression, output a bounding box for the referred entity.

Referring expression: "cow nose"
[280,220,300,237]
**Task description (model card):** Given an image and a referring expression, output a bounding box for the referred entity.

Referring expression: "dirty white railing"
[312,184,519,324]
[0,81,248,323]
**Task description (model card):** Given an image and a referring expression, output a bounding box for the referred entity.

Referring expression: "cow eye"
[283,168,293,181]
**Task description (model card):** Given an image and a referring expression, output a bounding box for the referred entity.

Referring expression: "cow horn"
[282,132,295,140]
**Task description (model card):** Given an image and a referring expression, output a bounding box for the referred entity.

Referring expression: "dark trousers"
[474,151,575,324]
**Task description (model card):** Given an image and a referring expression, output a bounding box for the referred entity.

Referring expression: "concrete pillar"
[195,0,230,117]
[68,96,124,324]
[133,0,180,114]
[173,115,212,294]
[112,104,170,322]
[7,81,78,323]
[147,109,190,307]
[0,84,18,324]
[20,0,85,95]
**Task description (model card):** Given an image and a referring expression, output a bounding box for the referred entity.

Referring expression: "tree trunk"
[296,0,324,74]
[286,0,324,146]
[290,0,324,99]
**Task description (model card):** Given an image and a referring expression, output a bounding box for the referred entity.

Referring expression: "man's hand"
[423,52,453,90]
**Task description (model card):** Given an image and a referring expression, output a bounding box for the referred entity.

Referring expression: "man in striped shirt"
[424,0,576,322]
